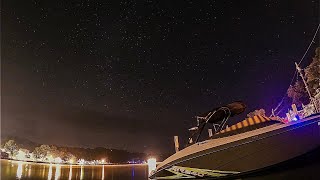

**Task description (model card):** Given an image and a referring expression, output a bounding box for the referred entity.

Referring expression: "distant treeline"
[58,146,146,163]
[1,136,170,163]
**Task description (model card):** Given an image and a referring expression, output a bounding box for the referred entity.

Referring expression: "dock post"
[292,104,298,120]
[286,113,291,122]
[174,136,179,152]
[291,104,298,114]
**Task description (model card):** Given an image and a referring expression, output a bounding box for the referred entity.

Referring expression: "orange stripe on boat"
[242,120,249,127]
[254,116,261,124]
[236,122,242,129]
[259,115,266,122]
[248,118,254,125]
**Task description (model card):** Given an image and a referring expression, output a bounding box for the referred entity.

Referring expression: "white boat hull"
[150,115,320,179]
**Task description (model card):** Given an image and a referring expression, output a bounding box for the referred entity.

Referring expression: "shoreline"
[0,158,150,166]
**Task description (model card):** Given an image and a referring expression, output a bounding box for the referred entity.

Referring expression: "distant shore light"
[16,150,27,161]
[101,159,106,164]
[54,157,62,164]
[69,159,74,164]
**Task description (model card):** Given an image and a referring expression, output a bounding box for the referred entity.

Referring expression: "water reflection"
[42,165,46,178]
[28,164,32,177]
[132,166,135,179]
[2,160,149,180]
[48,164,53,180]
[68,165,72,180]
[80,165,84,180]
[101,165,104,180]
[91,166,94,179]
[54,165,61,180]
[16,161,23,179]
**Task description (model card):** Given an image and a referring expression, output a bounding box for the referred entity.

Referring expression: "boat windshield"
[188,101,246,144]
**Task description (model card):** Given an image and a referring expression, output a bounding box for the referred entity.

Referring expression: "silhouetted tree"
[33,145,51,160]
[4,140,18,158]
[49,145,64,158]
[305,47,320,95]
[287,81,308,107]
[64,152,77,162]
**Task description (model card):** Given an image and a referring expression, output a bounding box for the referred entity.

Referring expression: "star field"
[2,0,319,153]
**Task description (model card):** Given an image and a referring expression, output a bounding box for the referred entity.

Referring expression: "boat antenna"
[297,23,320,65]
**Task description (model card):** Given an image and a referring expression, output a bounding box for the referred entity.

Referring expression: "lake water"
[0,160,149,180]
[1,147,320,180]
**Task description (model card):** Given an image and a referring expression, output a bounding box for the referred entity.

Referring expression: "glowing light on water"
[101,165,105,180]
[132,166,135,177]
[68,165,73,180]
[41,165,46,178]
[48,164,53,180]
[28,165,32,177]
[16,161,23,179]
[54,164,61,180]
[147,158,157,175]
[80,165,84,180]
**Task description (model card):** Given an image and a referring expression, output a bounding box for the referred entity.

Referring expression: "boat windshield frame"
[189,106,232,144]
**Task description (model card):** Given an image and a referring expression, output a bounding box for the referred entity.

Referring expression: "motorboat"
[149,101,320,179]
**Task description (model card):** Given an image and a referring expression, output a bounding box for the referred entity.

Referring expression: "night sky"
[2,0,319,154]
